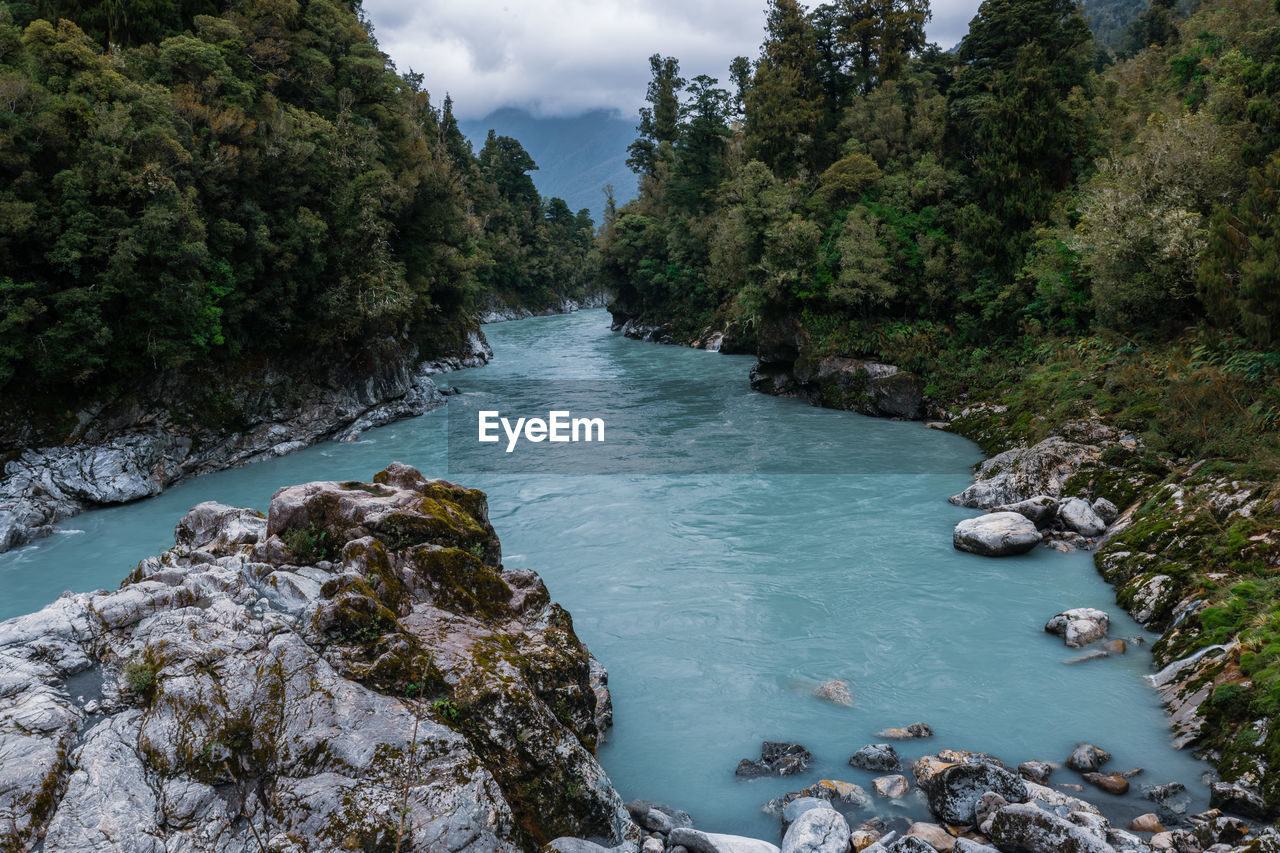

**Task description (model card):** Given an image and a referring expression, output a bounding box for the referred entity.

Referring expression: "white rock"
[953,512,1042,557]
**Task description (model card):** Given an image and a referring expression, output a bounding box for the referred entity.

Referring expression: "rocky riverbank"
[0,333,491,557]
[0,464,637,852]
[483,290,611,324]
[548,736,1280,853]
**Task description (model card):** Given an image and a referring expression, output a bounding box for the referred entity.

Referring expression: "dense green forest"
[600,0,1280,461]
[0,0,595,402]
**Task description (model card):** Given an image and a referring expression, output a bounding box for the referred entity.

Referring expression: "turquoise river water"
[0,309,1209,839]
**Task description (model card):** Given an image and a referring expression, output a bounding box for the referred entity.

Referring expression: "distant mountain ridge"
[460,107,640,225]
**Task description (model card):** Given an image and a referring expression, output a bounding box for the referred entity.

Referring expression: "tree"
[626,54,685,177]
[744,0,828,176]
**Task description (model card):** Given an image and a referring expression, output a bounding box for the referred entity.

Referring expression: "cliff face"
[0,464,636,852]
[0,332,492,555]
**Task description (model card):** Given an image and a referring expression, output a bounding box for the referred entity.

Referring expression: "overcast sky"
[362,0,980,121]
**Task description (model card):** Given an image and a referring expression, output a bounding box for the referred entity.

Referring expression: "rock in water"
[781,806,850,853]
[849,743,902,772]
[906,822,956,851]
[1083,772,1130,795]
[1045,608,1111,648]
[1128,814,1166,833]
[736,742,813,777]
[953,512,1042,556]
[948,436,1100,510]
[1018,761,1054,784]
[877,722,934,739]
[1066,743,1113,772]
[872,775,910,799]
[814,679,853,706]
[0,464,638,853]
[912,750,1029,825]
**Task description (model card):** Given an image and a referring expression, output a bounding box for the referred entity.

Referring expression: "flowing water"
[0,309,1209,839]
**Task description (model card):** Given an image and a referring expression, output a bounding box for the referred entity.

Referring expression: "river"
[0,308,1208,839]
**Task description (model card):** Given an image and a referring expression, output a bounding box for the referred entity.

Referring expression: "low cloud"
[362,0,978,120]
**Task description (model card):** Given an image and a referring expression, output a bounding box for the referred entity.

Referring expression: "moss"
[406,545,512,616]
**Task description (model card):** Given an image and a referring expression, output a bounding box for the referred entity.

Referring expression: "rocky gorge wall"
[0,464,638,852]
[0,332,492,557]
[481,290,612,324]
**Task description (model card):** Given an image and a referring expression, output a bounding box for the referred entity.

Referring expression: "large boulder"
[669,827,781,853]
[950,437,1100,510]
[1045,609,1111,648]
[953,512,1042,557]
[912,751,1029,825]
[988,803,1118,853]
[1066,744,1112,773]
[0,465,637,853]
[1057,498,1107,537]
[800,356,926,420]
[781,806,851,853]
[993,496,1059,527]
[737,742,813,777]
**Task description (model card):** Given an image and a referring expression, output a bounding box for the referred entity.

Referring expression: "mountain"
[460,107,640,225]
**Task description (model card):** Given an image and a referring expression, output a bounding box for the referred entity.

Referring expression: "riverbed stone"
[1018,761,1054,784]
[913,751,1029,825]
[873,775,911,799]
[1083,772,1130,795]
[781,806,850,853]
[1045,609,1111,648]
[1066,744,1113,772]
[906,822,955,851]
[1210,777,1274,820]
[1058,498,1108,537]
[851,743,902,772]
[1128,814,1166,833]
[0,467,638,853]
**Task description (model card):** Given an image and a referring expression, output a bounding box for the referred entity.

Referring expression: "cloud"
[362,0,980,121]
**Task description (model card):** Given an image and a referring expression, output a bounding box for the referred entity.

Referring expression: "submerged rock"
[0,464,636,853]
[814,679,853,706]
[878,722,934,740]
[736,742,813,778]
[1045,608,1111,648]
[953,512,1042,556]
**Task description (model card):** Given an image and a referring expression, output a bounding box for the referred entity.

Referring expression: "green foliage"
[280,525,339,565]
[0,1,597,411]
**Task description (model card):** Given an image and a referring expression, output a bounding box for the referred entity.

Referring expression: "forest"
[599,0,1280,465]
[0,0,596,404]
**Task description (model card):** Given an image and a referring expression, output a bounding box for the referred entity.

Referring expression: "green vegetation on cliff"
[0,0,596,407]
